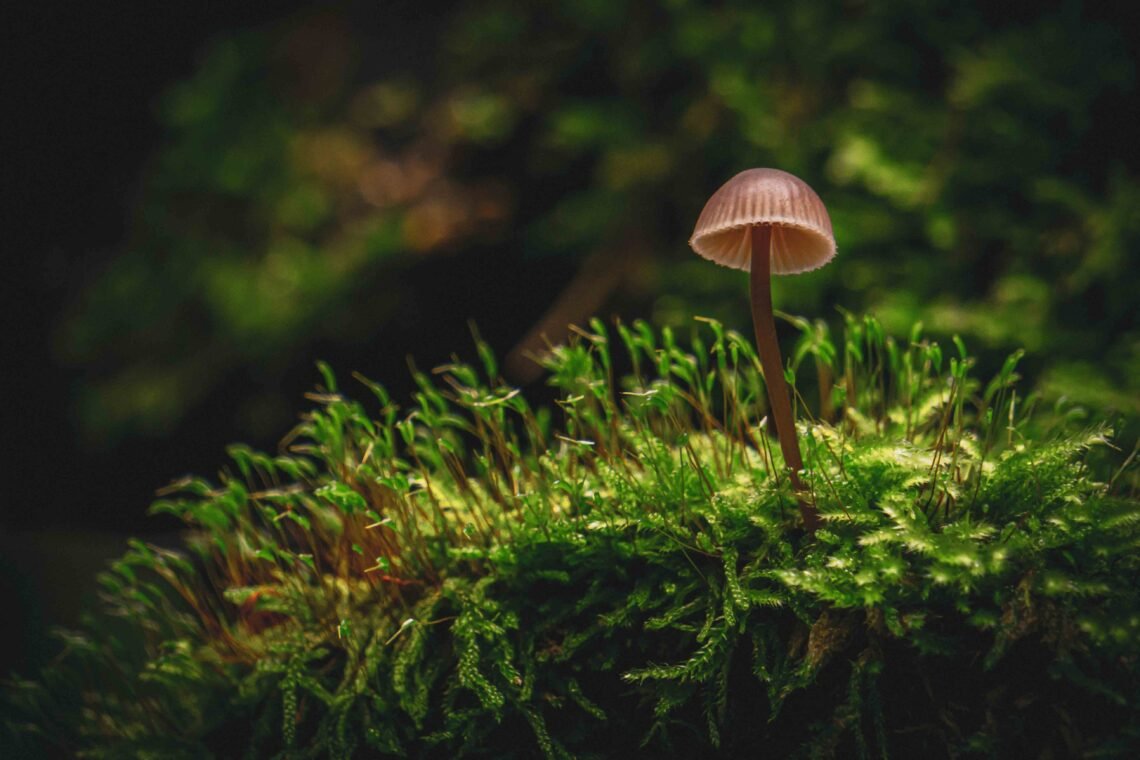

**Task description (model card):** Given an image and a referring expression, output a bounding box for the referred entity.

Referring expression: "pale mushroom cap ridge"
[689,168,836,275]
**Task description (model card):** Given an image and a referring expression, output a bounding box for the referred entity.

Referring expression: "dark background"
[6,1,323,677]
[4,1,1138,680]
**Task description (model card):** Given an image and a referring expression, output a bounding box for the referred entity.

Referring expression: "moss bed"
[5,315,1139,757]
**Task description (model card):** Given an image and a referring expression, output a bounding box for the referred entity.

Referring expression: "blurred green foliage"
[57,1,1138,442]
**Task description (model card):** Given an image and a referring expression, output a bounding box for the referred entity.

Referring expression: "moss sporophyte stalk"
[5,314,1139,756]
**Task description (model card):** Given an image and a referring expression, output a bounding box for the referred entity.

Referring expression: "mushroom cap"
[689,168,836,274]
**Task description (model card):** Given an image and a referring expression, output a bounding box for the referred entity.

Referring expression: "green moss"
[6,316,1139,757]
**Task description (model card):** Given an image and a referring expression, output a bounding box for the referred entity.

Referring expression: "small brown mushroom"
[689,168,836,532]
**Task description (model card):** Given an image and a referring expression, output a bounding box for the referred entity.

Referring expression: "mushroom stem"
[749,225,820,533]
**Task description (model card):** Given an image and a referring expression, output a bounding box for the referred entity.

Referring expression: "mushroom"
[689,168,836,532]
